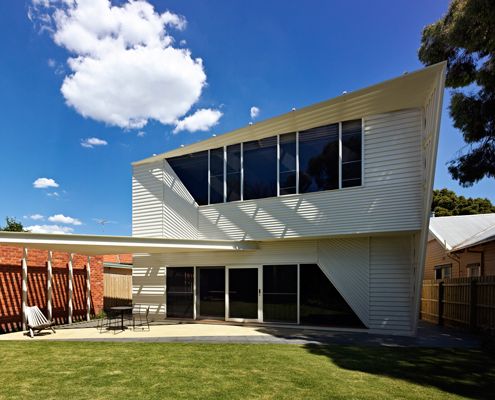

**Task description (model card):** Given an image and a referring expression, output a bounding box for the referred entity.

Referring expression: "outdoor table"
[110,306,133,331]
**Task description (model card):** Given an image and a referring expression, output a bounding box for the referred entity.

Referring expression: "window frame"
[172,119,363,206]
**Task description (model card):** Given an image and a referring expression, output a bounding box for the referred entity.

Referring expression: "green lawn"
[0,342,493,400]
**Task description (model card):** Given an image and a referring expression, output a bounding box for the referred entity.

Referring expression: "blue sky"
[0,0,493,236]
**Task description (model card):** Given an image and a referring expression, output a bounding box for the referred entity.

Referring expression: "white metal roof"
[133,62,446,166]
[429,213,495,251]
[0,232,258,256]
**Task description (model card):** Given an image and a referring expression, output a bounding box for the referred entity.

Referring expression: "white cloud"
[250,106,260,119]
[48,214,82,225]
[179,39,187,46]
[81,137,108,148]
[173,108,223,133]
[47,58,56,68]
[26,224,74,234]
[137,130,146,137]
[33,177,59,189]
[47,191,60,197]
[25,214,45,221]
[29,0,220,130]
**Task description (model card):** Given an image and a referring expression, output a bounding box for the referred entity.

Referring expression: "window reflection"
[243,137,277,200]
[167,151,208,206]
[299,124,339,193]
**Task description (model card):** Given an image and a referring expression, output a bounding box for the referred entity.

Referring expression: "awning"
[0,231,258,256]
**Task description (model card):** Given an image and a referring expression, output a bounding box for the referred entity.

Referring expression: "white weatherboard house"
[131,62,446,336]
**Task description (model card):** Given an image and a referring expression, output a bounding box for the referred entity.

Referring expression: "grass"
[0,342,493,400]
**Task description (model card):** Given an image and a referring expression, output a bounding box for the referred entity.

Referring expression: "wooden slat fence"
[103,267,132,310]
[421,276,495,334]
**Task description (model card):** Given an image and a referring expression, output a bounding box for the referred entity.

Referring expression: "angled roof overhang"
[133,62,447,166]
[0,232,258,256]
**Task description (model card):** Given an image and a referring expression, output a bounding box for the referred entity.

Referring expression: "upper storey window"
[167,119,362,205]
[243,137,277,200]
[299,124,339,193]
[167,151,208,206]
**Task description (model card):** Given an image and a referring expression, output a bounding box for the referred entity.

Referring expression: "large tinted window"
[243,137,277,200]
[279,133,297,195]
[226,144,241,202]
[209,147,224,204]
[167,151,208,205]
[299,124,339,193]
[300,264,364,327]
[342,120,362,188]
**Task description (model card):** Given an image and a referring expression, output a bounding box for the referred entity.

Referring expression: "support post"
[438,280,444,326]
[86,256,91,321]
[68,253,73,324]
[47,251,53,321]
[21,247,28,330]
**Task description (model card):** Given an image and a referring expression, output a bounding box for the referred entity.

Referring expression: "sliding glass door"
[226,266,261,322]
[198,267,225,318]
[166,267,194,318]
[263,265,298,323]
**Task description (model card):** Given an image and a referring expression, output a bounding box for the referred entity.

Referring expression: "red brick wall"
[0,246,103,333]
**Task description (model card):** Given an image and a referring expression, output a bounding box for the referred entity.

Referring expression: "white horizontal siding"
[369,236,414,334]
[132,162,164,237]
[132,160,200,239]
[132,266,166,318]
[317,238,369,326]
[198,109,423,240]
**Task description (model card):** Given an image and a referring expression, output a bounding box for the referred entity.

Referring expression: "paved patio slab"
[0,320,483,347]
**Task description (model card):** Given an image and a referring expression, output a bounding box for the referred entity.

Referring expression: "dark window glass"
[342,120,362,188]
[300,264,365,328]
[167,267,194,318]
[227,144,241,202]
[199,267,225,318]
[263,265,297,323]
[209,147,224,204]
[299,124,339,193]
[167,151,208,205]
[243,137,277,200]
[279,133,297,195]
[229,268,258,319]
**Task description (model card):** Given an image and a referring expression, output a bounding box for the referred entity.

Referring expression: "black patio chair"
[132,304,150,331]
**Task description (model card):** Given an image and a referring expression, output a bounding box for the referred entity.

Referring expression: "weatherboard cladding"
[132,235,415,333]
[131,109,423,240]
[198,109,423,240]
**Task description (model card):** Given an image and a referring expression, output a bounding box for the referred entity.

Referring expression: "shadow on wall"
[302,344,495,400]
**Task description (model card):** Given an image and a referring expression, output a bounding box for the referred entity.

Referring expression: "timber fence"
[421,276,495,335]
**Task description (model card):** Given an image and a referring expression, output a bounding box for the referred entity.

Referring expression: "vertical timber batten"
[86,256,91,321]
[21,247,28,330]
[68,253,73,324]
[47,251,53,321]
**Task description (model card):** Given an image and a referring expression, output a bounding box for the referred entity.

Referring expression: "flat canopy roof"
[134,61,446,166]
[0,232,258,256]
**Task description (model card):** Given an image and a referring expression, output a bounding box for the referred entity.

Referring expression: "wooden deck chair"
[25,306,56,338]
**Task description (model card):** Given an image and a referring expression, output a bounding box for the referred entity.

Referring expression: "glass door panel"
[166,267,194,318]
[198,267,225,318]
[263,265,298,323]
[227,267,260,321]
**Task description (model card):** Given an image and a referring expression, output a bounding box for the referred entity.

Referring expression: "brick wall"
[0,245,103,333]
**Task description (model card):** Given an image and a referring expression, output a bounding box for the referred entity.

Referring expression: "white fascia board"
[0,232,258,255]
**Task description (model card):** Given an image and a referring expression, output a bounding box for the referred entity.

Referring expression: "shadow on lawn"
[303,344,495,400]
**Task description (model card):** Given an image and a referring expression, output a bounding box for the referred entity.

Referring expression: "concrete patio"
[0,320,483,347]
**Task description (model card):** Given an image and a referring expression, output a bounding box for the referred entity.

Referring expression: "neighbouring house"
[130,62,446,336]
[0,245,103,333]
[425,214,495,280]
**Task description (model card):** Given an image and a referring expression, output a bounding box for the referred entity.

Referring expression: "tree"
[0,217,27,232]
[418,0,495,186]
[431,188,495,216]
